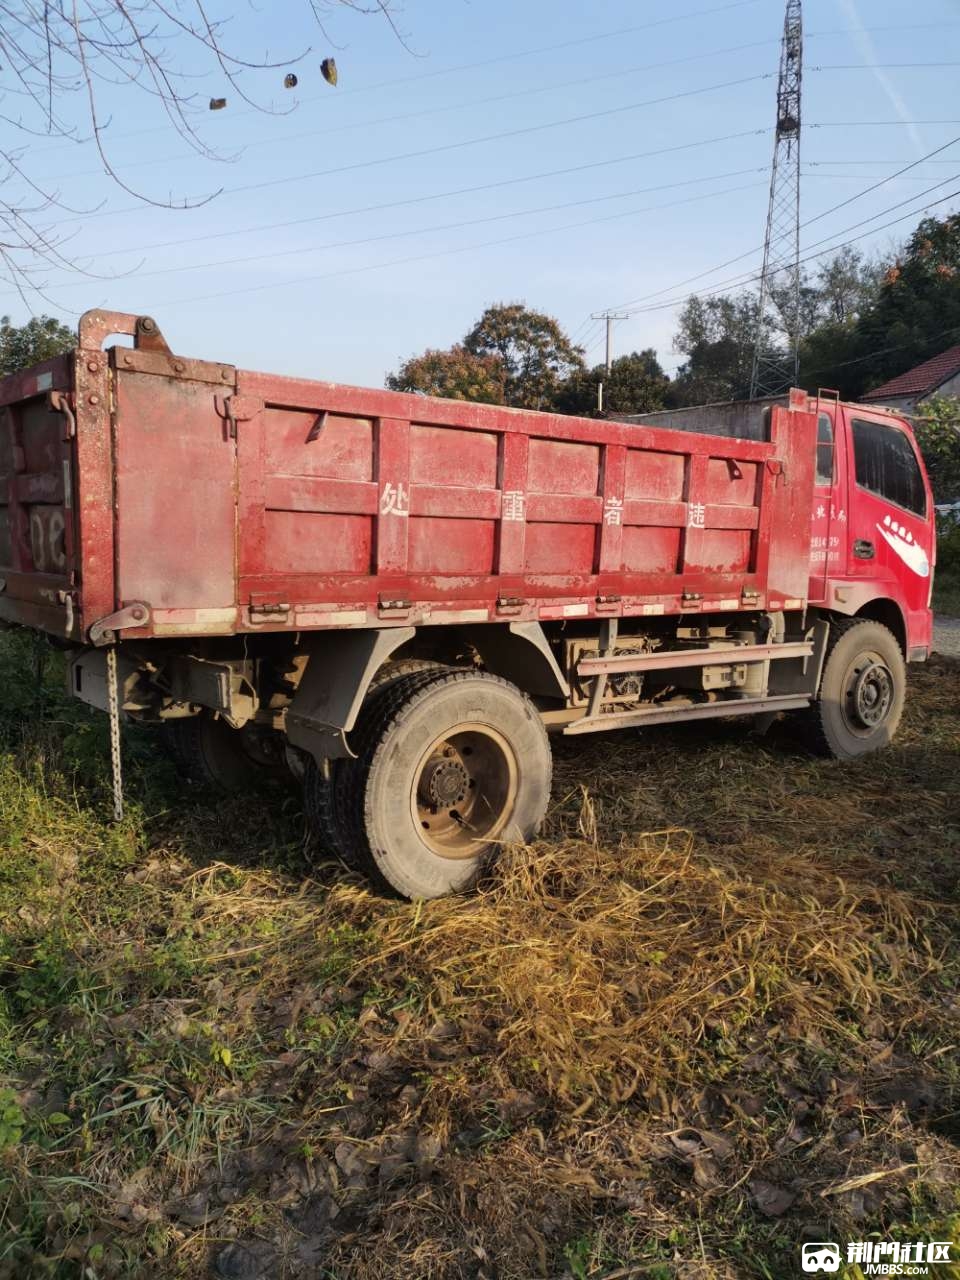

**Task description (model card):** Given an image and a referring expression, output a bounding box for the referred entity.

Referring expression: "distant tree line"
[386,211,960,421]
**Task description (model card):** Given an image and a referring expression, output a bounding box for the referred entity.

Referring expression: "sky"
[6,0,960,384]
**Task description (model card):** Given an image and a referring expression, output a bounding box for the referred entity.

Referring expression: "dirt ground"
[0,634,958,1279]
[934,616,960,658]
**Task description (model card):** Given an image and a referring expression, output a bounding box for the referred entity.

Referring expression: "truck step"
[562,692,811,736]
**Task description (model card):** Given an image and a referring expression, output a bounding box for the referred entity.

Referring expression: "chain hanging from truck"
[105,645,124,822]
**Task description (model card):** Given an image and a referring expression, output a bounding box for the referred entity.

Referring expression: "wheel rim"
[410,722,519,860]
[841,650,895,736]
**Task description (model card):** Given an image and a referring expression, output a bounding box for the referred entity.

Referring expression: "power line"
[22,0,770,159]
[34,46,959,188]
[805,159,960,164]
[51,180,767,307]
[70,138,773,258]
[40,117,960,243]
[40,169,766,284]
[607,134,960,314]
[814,62,960,69]
[803,172,960,181]
[37,165,950,300]
[30,36,791,186]
[125,180,959,317]
[119,182,769,313]
[38,72,776,232]
[22,14,960,165]
[626,178,960,318]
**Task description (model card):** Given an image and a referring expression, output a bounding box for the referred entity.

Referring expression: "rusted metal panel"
[114,372,237,611]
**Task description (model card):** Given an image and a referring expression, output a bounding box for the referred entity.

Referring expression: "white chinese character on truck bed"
[380,482,409,517]
[603,497,623,526]
[502,490,525,522]
[688,501,706,528]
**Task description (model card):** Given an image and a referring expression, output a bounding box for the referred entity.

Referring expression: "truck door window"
[851,418,926,516]
[815,412,834,485]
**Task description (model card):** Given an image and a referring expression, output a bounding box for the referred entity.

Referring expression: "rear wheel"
[342,669,552,899]
[302,658,447,861]
[803,618,906,759]
[164,714,268,791]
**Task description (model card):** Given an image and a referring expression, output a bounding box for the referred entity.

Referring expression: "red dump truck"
[0,310,936,897]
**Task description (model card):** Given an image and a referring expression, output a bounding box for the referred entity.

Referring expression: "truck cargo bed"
[0,311,817,645]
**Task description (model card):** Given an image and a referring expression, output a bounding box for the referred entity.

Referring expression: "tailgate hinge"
[89,602,151,647]
[249,598,291,623]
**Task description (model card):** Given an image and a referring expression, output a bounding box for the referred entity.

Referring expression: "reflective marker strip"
[295,609,367,627]
[423,608,488,624]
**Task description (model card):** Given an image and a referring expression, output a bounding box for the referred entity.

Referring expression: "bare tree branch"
[0,0,403,307]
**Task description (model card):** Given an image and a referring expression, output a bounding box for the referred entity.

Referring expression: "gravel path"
[933,615,960,657]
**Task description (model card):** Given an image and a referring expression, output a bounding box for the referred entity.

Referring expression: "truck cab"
[618,394,936,663]
[807,400,933,662]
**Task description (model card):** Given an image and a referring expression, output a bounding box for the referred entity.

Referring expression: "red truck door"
[841,407,933,617]
[807,406,847,604]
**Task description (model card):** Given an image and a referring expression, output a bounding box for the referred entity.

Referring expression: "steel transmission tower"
[750,0,803,399]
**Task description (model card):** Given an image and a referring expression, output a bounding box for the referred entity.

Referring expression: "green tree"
[670,292,758,405]
[463,303,585,409]
[554,349,669,416]
[854,214,960,396]
[386,345,505,403]
[814,246,883,325]
[914,395,960,504]
[0,315,74,377]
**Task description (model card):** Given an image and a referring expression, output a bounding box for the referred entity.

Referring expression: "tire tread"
[803,617,905,759]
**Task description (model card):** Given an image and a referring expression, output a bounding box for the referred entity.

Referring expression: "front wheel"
[803,618,906,760]
[343,670,552,899]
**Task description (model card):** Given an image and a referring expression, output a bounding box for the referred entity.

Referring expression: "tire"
[302,659,448,861]
[164,714,264,791]
[341,669,552,899]
[803,618,906,760]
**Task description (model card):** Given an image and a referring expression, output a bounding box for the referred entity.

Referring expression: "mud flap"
[285,627,416,761]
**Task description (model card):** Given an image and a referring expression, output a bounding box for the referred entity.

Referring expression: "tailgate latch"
[215,394,263,440]
[48,390,76,439]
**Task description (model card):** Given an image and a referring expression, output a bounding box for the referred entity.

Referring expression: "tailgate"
[0,353,78,638]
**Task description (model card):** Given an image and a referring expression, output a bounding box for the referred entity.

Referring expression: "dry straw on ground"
[0,647,958,1278]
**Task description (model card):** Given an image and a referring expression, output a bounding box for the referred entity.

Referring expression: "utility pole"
[591,310,630,373]
[750,0,802,399]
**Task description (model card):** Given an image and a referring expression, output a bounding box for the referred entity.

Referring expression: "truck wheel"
[164,714,264,791]
[343,669,552,899]
[302,658,447,861]
[805,618,906,760]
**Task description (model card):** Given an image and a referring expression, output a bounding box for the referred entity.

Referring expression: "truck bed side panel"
[227,372,816,629]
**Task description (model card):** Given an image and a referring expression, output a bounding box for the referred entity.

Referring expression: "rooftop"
[861,344,960,402]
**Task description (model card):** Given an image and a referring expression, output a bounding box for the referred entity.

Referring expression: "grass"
[934,568,960,617]
[934,522,960,617]
[0,630,958,1278]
